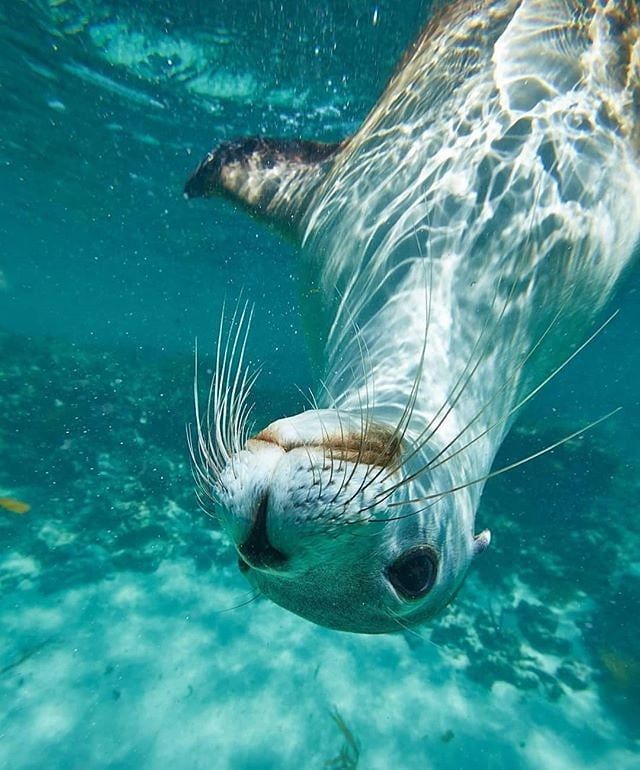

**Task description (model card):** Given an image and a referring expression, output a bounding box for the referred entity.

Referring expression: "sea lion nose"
[238,494,287,571]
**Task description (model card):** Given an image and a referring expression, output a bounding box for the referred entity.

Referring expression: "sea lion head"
[192,363,489,633]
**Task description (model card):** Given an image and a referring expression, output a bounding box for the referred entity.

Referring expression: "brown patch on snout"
[253,424,402,469]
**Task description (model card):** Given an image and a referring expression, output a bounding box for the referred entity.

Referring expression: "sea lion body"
[186,0,640,633]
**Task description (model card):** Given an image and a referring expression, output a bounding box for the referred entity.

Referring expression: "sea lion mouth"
[252,424,402,469]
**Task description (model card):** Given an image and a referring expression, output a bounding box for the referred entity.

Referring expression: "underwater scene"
[1,1,639,768]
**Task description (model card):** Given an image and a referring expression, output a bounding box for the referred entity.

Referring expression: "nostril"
[238,494,287,570]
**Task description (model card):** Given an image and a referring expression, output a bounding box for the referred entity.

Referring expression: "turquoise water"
[1,1,639,768]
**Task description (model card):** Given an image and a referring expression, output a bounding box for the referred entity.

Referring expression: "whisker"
[368,269,522,509]
[414,273,514,452]
[365,150,583,509]
[294,383,318,411]
[358,304,619,519]
[188,298,260,511]
[343,226,434,507]
[384,606,417,636]
[213,589,262,615]
[427,309,619,473]
[327,303,377,505]
[423,306,564,471]
[372,407,621,523]
[384,607,443,651]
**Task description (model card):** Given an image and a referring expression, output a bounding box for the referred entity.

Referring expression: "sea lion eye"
[387,545,438,600]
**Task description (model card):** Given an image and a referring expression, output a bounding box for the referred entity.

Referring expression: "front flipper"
[184,136,342,237]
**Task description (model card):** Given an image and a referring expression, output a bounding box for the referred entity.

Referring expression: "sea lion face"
[208,410,483,633]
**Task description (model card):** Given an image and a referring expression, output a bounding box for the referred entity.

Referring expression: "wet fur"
[186,0,640,633]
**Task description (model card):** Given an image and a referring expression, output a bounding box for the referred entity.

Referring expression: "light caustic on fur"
[186,251,621,637]
[187,159,627,633]
[187,161,627,633]
[189,273,619,533]
[185,0,640,633]
[190,131,621,533]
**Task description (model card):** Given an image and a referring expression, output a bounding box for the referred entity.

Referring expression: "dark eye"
[387,545,438,600]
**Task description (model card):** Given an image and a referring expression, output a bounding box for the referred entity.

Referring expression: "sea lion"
[185,0,640,633]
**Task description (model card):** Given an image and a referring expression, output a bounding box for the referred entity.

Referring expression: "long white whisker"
[428,310,619,472]
[375,408,621,520]
[345,226,434,507]
[188,299,260,510]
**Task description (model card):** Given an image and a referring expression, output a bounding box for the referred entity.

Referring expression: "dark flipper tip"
[183,136,343,234]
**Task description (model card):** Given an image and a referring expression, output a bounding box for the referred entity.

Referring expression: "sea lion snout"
[184,151,217,198]
[252,410,402,469]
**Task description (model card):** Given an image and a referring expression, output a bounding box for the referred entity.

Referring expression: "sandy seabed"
[1,330,638,770]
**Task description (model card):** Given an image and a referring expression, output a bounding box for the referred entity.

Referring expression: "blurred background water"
[0,2,638,769]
